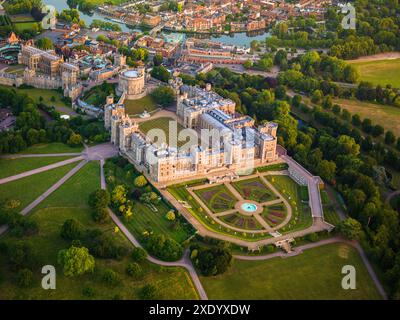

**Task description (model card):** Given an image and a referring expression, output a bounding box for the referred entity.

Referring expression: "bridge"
[149,22,166,36]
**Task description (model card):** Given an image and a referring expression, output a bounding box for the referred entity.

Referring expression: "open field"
[349,58,400,87]
[0,162,77,209]
[124,95,158,115]
[265,175,312,234]
[0,160,198,299]
[36,161,100,210]
[139,117,198,148]
[200,243,382,300]
[0,156,72,179]
[18,143,83,154]
[333,98,400,137]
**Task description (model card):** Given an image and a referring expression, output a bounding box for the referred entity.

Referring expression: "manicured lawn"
[219,213,263,230]
[139,117,198,148]
[0,162,77,209]
[9,14,36,23]
[200,243,382,300]
[18,143,83,155]
[14,22,38,32]
[36,161,100,210]
[333,98,400,137]
[124,95,158,116]
[0,156,72,179]
[232,177,277,203]
[0,85,71,109]
[349,58,400,88]
[265,175,312,234]
[194,184,238,213]
[104,159,193,244]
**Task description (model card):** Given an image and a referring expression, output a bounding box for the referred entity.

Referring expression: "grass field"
[349,58,400,88]
[18,143,83,154]
[0,162,77,209]
[139,117,198,148]
[200,242,382,300]
[36,161,100,210]
[4,64,25,75]
[265,175,312,234]
[124,95,158,116]
[333,98,400,137]
[0,159,198,300]
[0,156,73,179]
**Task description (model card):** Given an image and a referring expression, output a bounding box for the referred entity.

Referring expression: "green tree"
[36,37,54,50]
[153,53,163,66]
[57,246,95,277]
[67,132,82,147]
[336,218,362,240]
[151,86,175,106]
[126,262,142,278]
[131,247,147,262]
[89,189,110,209]
[60,218,84,240]
[111,185,127,206]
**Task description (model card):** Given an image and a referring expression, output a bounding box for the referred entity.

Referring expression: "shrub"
[82,286,95,297]
[144,234,183,261]
[139,283,160,300]
[91,207,109,223]
[165,210,175,221]
[88,189,110,209]
[126,262,142,278]
[134,175,148,188]
[60,219,84,240]
[194,245,232,276]
[306,233,319,242]
[102,269,120,287]
[131,247,147,262]
[16,268,33,288]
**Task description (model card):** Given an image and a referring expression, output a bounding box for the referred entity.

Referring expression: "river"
[44,0,270,47]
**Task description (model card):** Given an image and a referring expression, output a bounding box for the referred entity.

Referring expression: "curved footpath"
[234,236,388,300]
[100,160,208,300]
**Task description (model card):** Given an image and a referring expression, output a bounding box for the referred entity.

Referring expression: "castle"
[0,44,81,100]
[105,82,278,183]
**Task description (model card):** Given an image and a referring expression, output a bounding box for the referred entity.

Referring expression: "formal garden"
[231,177,277,203]
[194,184,238,213]
[219,213,264,231]
[167,171,317,241]
[261,202,288,228]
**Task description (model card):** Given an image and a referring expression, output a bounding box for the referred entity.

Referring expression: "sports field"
[349,58,400,88]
